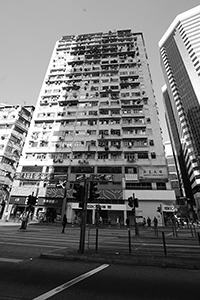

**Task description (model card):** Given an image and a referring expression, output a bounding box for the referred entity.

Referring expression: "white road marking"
[0,241,66,249]
[32,264,109,300]
[0,257,22,263]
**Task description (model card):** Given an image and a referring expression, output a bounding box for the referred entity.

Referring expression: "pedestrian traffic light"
[25,195,32,205]
[26,195,38,206]
[89,181,100,202]
[128,197,133,207]
[134,198,139,208]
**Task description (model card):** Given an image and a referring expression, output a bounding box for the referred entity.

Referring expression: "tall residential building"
[0,104,34,218]
[9,29,175,225]
[159,6,200,219]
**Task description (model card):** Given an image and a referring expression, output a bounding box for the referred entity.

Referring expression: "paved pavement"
[0,219,38,226]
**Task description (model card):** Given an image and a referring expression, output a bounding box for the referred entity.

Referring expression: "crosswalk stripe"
[0,257,22,263]
[0,241,67,249]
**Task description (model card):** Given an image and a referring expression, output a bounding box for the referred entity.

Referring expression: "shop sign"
[139,166,167,179]
[37,198,63,207]
[45,187,64,198]
[9,196,27,205]
[162,205,175,212]
[14,172,51,180]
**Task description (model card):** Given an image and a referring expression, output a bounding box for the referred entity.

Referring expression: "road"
[1,255,200,299]
[0,223,200,299]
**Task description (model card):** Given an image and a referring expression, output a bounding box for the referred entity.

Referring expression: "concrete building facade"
[10,29,175,225]
[0,104,34,219]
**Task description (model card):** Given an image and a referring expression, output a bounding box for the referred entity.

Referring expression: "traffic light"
[73,184,85,206]
[26,195,38,206]
[96,204,101,211]
[134,198,139,208]
[157,206,161,213]
[128,197,133,207]
[31,196,38,206]
[89,181,100,202]
[25,195,31,205]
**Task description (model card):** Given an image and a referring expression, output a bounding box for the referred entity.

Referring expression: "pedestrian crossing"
[0,225,81,250]
[0,224,199,259]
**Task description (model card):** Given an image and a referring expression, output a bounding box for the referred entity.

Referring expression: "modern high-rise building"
[0,104,34,219]
[9,29,175,225]
[159,6,200,219]
[164,141,182,198]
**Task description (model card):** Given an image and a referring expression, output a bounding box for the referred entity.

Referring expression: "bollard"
[174,224,178,237]
[190,224,194,237]
[95,227,99,253]
[172,225,175,236]
[193,225,197,238]
[197,232,200,246]
[154,225,158,236]
[87,227,90,249]
[162,231,167,257]
[128,228,131,254]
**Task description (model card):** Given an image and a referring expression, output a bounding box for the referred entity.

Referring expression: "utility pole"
[128,195,139,236]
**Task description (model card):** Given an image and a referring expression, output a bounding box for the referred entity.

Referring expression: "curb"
[40,252,200,270]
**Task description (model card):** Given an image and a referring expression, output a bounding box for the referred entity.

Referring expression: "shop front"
[70,202,126,226]
[9,196,27,218]
[35,197,63,223]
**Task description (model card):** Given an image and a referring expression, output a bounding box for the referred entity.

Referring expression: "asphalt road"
[0,257,200,300]
[0,223,200,299]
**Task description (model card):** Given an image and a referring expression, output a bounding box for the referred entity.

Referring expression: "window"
[126,182,152,190]
[125,167,137,174]
[151,152,156,159]
[97,166,122,173]
[138,152,148,159]
[156,182,166,190]
[149,140,154,146]
[146,118,151,123]
[89,111,98,116]
[98,152,109,159]
[74,141,84,147]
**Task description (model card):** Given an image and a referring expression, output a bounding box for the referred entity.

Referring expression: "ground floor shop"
[2,195,63,223]
[2,189,176,227]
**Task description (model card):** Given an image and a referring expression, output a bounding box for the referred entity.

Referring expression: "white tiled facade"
[9,30,175,224]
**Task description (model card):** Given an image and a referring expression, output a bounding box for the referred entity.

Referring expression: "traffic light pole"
[132,207,139,236]
[79,179,89,254]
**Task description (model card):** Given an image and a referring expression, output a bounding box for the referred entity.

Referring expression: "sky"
[0,0,200,143]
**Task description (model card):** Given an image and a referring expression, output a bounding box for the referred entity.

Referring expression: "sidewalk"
[0,219,38,226]
[40,247,200,270]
